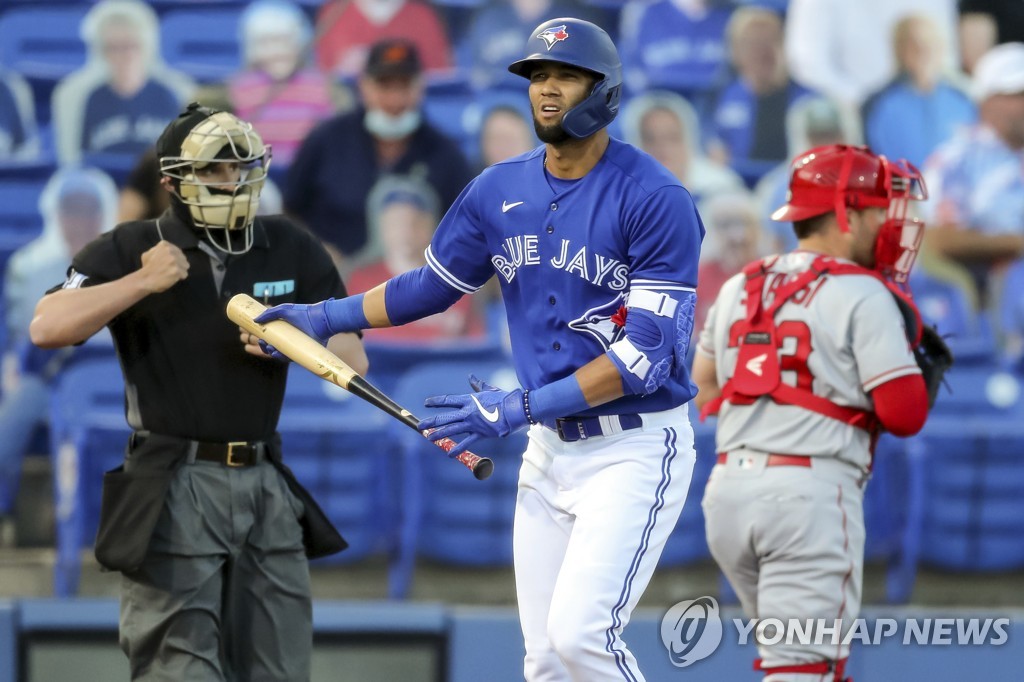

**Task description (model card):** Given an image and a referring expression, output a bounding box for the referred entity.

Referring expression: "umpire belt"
[132,432,268,467]
[541,414,644,442]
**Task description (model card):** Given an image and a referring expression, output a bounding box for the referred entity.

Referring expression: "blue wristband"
[324,293,369,333]
[527,374,589,422]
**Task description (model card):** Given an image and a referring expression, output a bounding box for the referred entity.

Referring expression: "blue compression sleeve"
[324,293,368,333]
[526,374,589,422]
[384,265,464,326]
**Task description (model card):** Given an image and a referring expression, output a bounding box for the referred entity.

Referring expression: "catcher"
[693,144,952,681]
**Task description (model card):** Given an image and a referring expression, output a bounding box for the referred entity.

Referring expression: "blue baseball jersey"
[427,137,705,416]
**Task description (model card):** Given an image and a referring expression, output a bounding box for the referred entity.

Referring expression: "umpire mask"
[157,103,271,254]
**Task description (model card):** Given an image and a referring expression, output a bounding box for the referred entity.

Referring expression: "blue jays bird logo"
[538,25,570,50]
[569,294,627,351]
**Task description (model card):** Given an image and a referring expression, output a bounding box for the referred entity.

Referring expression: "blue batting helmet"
[508,18,622,139]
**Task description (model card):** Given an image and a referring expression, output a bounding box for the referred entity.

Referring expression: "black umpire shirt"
[52,209,349,442]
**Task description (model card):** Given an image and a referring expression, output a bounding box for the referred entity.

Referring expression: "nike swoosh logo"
[471,395,500,422]
[502,200,524,213]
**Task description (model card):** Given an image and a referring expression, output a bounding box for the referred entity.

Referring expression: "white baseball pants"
[514,407,695,681]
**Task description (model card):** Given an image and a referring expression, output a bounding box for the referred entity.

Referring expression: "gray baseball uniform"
[698,251,920,678]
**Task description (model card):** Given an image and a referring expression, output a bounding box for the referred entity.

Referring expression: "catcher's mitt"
[914,325,954,408]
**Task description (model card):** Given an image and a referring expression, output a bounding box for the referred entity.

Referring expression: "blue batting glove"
[418,375,529,454]
[468,373,494,393]
[253,300,334,359]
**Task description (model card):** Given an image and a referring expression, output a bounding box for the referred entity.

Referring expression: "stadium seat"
[48,356,129,597]
[422,86,477,160]
[0,173,50,283]
[730,157,783,189]
[997,260,1024,364]
[387,359,522,598]
[0,175,48,235]
[862,433,920,603]
[277,364,395,566]
[899,418,1024,595]
[0,3,90,125]
[930,361,1024,418]
[910,270,996,364]
[159,7,244,83]
[362,339,507,396]
[0,5,89,81]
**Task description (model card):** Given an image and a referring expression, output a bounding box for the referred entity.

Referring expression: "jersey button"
[548,296,556,305]
[546,225,554,234]
[550,202,558,211]
[552,342,561,350]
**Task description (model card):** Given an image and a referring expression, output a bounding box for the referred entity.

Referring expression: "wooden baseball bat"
[226,294,494,480]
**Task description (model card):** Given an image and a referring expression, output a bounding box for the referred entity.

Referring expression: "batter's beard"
[534,118,571,145]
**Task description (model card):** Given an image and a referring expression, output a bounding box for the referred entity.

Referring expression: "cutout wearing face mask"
[364,109,421,140]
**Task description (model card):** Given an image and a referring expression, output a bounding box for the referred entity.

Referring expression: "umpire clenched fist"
[139,241,189,293]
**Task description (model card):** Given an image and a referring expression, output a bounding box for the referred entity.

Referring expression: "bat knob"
[472,458,494,480]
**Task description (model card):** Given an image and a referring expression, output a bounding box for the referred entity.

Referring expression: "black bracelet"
[522,389,537,424]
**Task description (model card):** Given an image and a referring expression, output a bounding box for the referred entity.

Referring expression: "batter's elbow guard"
[607,288,695,395]
[608,337,672,395]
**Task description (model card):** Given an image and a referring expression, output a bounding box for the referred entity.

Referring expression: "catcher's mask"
[771,144,928,283]
[157,102,271,255]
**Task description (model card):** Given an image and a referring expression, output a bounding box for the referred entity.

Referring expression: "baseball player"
[256,18,705,682]
[693,144,935,681]
[31,103,366,680]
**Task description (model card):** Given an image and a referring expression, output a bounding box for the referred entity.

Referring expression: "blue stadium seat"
[731,157,783,189]
[159,7,244,82]
[0,175,48,238]
[900,418,1024,591]
[862,433,922,603]
[362,339,507,396]
[998,260,1024,365]
[0,5,89,81]
[387,359,521,598]
[48,356,129,597]
[0,173,49,282]
[930,361,1024,418]
[277,364,395,566]
[910,270,995,364]
[422,83,477,159]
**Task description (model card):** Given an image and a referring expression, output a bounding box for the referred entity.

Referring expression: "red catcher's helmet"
[771,144,928,283]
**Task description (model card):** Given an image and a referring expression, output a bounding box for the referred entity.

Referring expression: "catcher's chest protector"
[730,257,827,396]
[710,255,896,431]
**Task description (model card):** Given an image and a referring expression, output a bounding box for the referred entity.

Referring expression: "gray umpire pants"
[119,452,312,681]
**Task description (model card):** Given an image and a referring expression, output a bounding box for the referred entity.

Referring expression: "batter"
[256,17,705,682]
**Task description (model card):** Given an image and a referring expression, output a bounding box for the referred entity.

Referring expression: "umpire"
[31,102,367,680]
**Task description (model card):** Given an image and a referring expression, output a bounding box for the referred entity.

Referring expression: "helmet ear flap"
[561,77,621,138]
